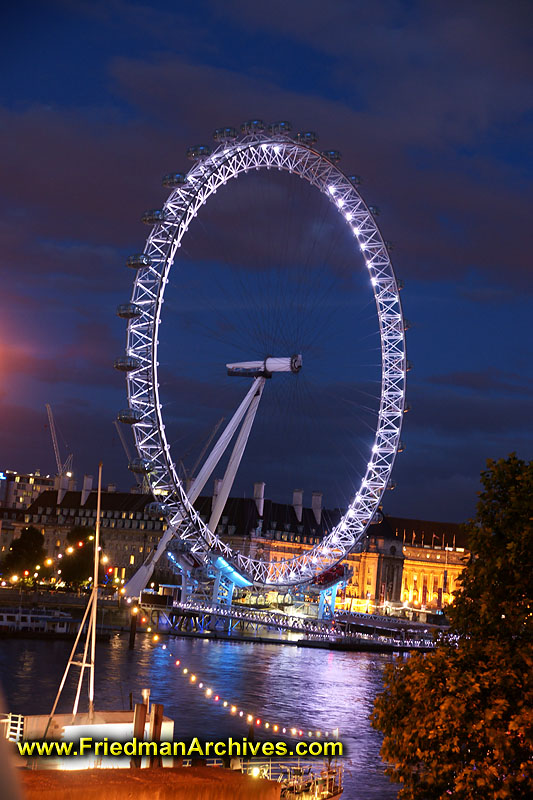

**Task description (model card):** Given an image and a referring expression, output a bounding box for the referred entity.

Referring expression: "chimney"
[293,489,303,523]
[212,478,223,513]
[253,482,265,517]
[312,491,322,525]
[107,483,116,493]
[56,474,69,505]
[81,474,93,505]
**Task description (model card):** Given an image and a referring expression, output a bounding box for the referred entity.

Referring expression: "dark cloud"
[427,369,533,395]
[0,0,531,523]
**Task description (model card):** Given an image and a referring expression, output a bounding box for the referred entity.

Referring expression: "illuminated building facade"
[1,479,467,614]
[0,470,56,510]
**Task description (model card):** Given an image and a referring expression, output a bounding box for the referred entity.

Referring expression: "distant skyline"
[1,0,531,522]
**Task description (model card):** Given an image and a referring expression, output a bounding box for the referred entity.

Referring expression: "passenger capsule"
[213,127,238,142]
[384,240,394,251]
[162,172,186,188]
[186,145,212,160]
[347,174,362,186]
[141,209,166,225]
[116,303,142,319]
[406,360,413,372]
[117,408,143,424]
[126,253,152,269]
[114,356,141,372]
[240,120,266,134]
[268,121,292,134]
[397,278,405,290]
[398,441,405,453]
[145,501,169,517]
[404,319,412,331]
[128,458,153,474]
[403,404,412,414]
[368,205,380,216]
[321,150,341,163]
[295,131,318,145]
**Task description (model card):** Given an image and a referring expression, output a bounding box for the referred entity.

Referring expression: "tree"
[372,455,533,799]
[0,526,46,578]
[60,526,97,587]
[449,453,533,642]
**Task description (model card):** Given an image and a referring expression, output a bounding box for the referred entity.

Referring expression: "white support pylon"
[124,376,265,597]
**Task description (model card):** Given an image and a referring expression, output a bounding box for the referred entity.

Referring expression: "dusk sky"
[1,0,531,523]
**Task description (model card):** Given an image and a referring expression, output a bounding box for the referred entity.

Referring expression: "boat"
[244,758,343,798]
[0,607,74,635]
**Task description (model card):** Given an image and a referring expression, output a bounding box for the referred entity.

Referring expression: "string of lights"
[153,639,339,742]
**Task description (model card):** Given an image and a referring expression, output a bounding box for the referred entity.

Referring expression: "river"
[0,634,400,798]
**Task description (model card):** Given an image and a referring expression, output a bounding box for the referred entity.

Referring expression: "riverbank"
[149,628,434,653]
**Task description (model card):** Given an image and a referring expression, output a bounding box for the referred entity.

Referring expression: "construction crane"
[45,404,73,477]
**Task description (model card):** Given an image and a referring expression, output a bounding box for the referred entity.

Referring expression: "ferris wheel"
[115,120,407,596]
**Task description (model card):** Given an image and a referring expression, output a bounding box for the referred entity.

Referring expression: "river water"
[0,634,399,798]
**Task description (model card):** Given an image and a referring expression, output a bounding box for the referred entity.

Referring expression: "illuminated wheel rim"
[121,125,406,587]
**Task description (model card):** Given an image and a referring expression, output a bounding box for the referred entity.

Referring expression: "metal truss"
[118,125,407,589]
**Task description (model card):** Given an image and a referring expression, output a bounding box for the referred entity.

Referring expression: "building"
[0,470,57,510]
[1,478,468,614]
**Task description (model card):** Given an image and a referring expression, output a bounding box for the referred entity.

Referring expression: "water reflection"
[0,635,398,799]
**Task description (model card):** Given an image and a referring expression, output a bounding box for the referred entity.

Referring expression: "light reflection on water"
[0,635,398,799]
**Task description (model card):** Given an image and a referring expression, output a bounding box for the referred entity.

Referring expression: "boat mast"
[88,462,102,720]
[44,462,103,734]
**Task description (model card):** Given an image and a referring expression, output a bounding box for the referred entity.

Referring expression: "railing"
[179,757,343,797]
[0,713,24,742]
[160,600,435,649]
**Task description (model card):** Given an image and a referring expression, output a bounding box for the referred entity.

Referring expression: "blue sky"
[1,0,531,521]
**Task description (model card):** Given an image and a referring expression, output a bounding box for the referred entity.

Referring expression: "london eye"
[115,120,407,596]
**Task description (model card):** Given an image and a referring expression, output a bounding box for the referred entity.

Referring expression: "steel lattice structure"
[117,122,407,589]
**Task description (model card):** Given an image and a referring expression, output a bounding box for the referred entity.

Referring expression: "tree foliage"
[0,526,46,576]
[450,453,533,642]
[372,455,533,799]
[60,526,97,587]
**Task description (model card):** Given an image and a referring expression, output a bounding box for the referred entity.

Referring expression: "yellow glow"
[45,558,53,566]
[273,725,278,732]
[11,575,19,583]
[247,714,253,723]
[120,587,126,594]
[205,688,212,697]
[147,627,152,632]
[153,634,159,642]
[66,547,74,554]
[251,767,260,778]
[132,607,139,615]
[102,555,109,564]
[183,668,188,674]
[190,675,196,682]
[223,701,228,707]
[231,706,237,714]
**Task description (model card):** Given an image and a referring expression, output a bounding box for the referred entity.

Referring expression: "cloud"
[427,368,533,395]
